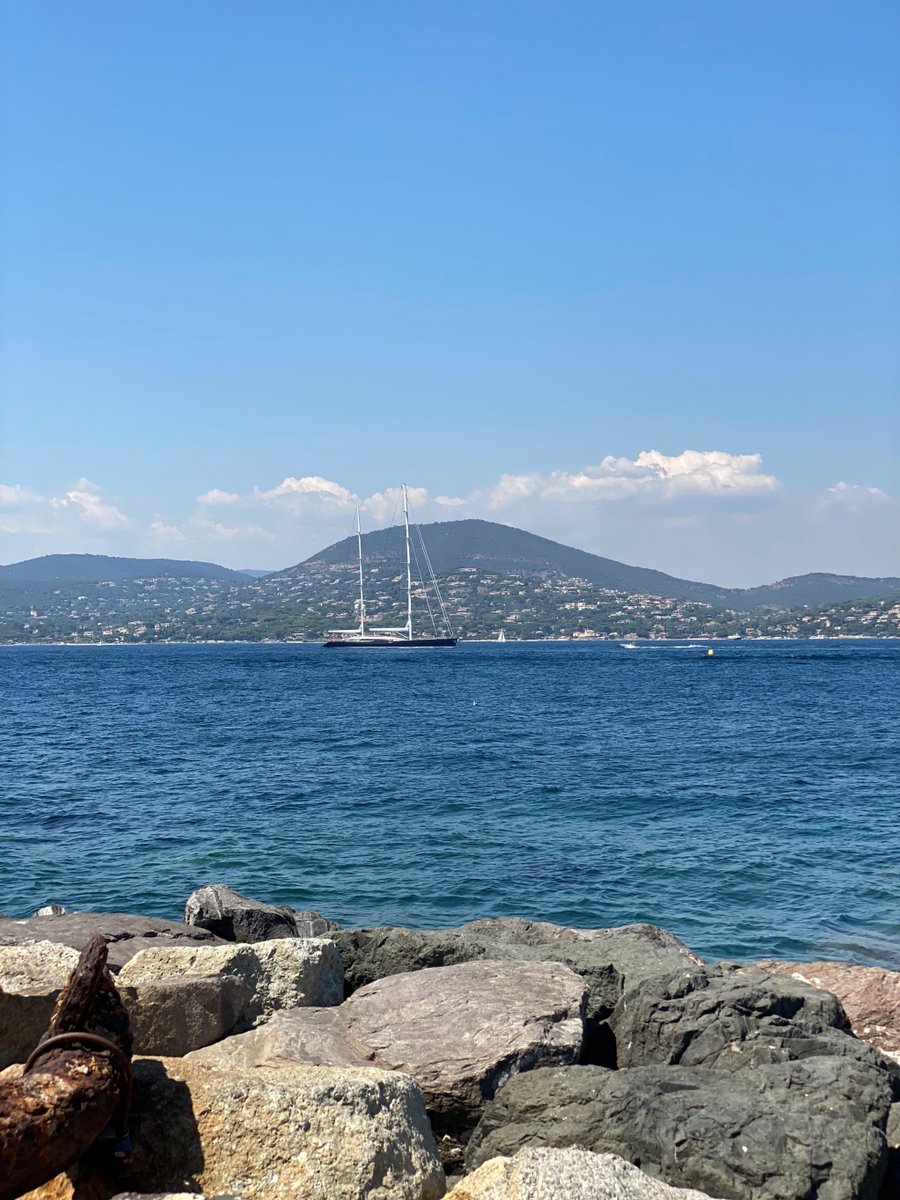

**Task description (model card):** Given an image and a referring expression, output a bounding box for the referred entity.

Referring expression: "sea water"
[2,640,898,966]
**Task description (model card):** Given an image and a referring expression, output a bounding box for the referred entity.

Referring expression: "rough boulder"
[22,1057,445,1200]
[609,961,899,1095]
[117,937,344,1029]
[189,959,586,1140]
[184,883,339,942]
[446,1148,715,1199]
[466,1058,892,1200]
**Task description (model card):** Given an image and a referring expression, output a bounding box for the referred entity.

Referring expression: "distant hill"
[279,518,900,612]
[0,554,247,583]
[2,525,897,642]
[286,518,729,604]
[734,572,900,610]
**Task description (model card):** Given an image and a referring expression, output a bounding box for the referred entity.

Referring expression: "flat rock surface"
[0,941,81,1068]
[188,1006,373,1069]
[345,960,585,1120]
[21,1057,445,1200]
[757,959,900,1061]
[0,913,225,970]
[335,919,700,1036]
[467,1058,891,1200]
[447,1149,715,1199]
[190,959,585,1137]
[0,939,80,992]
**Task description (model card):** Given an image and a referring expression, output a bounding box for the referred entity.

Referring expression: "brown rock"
[188,1006,372,1070]
[190,959,585,1138]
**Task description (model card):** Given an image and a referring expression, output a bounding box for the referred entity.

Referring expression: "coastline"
[2,633,897,647]
[2,891,898,1200]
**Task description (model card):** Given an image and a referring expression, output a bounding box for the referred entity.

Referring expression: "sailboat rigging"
[323,486,458,649]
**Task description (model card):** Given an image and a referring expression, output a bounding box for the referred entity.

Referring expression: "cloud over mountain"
[1,451,896,586]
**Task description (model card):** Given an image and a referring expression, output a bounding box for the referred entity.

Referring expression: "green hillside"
[0,553,248,583]
[734,572,900,611]
[1,529,897,643]
[287,519,729,604]
[280,519,900,612]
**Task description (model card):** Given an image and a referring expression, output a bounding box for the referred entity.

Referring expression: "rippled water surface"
[2,641,898,965]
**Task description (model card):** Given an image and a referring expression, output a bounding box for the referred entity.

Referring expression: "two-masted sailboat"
[323,485,457,648]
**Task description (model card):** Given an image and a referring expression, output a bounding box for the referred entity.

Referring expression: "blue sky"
[1,1,898,583]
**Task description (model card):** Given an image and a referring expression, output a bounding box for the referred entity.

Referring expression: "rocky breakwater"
[0,884,896,1200]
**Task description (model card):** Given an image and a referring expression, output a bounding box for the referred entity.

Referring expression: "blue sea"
[2,640,898,967]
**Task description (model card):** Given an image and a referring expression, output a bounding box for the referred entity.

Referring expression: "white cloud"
[158,452,791,577]
[0,483,40,507]
[0,484,58,535]
[486,450,778,508]
[258,476,356,506]
[826,481,890,500]
[196,488,241,506]
[148,520,186,543]
[58,479,129,529]
[0,478,129,540]
[197,519,275,542]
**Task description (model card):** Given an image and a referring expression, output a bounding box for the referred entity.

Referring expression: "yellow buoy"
[707,649,714,656]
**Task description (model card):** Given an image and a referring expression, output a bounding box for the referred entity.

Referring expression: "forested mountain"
[1,525,898,642]
[0,554,248,583]
[279,519,900,612]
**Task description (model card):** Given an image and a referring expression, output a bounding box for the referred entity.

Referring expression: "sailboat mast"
[356,507,366,637]
[403,484,413,640]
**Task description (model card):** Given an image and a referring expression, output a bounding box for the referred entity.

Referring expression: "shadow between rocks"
[580,1019,618,1068]
[68,1060,205,1196]
[122,1060,205,1191]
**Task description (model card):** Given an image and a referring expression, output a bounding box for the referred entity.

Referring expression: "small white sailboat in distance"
[497,629,507,643]
[323,486,457,649]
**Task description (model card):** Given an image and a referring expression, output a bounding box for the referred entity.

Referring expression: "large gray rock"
[0,912,225,970]
[757,959,900,1062]
[462,919,702,1021]
[117,937,344,1029]
[333,926,483,994]
[184,883,340,942]
[0,940,80,1068]
[467,1058,892,1200]
[335,919,699,1062]
[190,959,585,1138]
[610,962,900,1096]
[121,974,253,1056]
[447,1148,715,1199]
[24,1057,445,1200]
